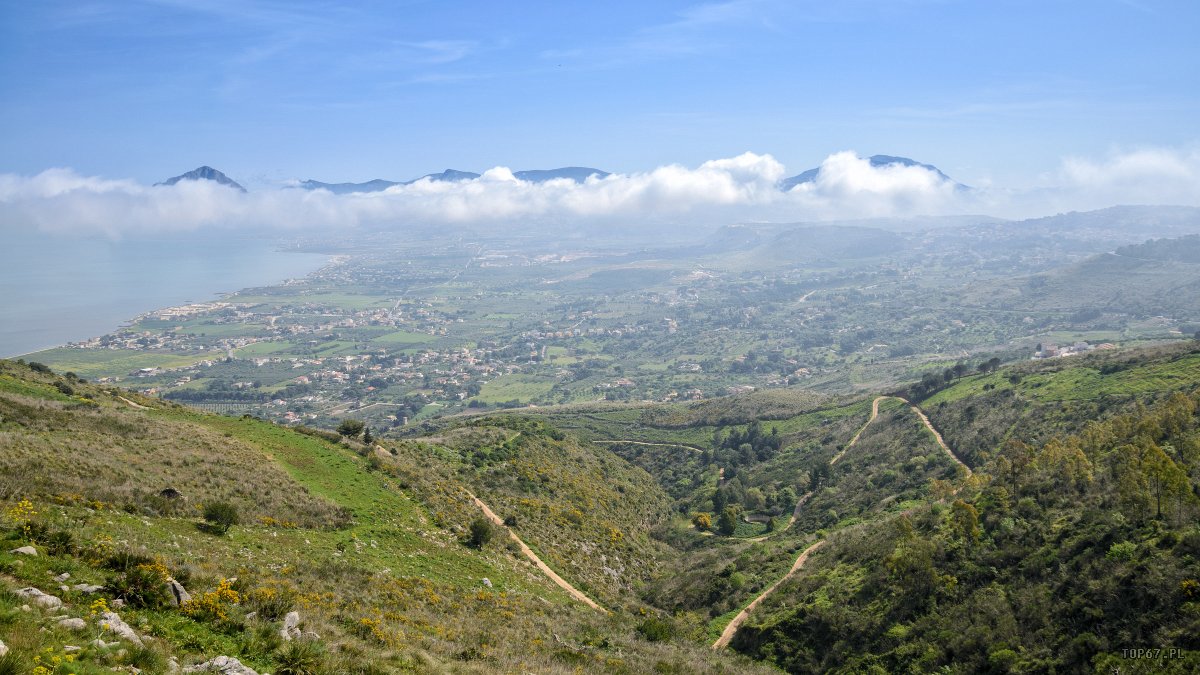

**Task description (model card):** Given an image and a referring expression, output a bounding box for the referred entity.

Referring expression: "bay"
[0,231,330,357]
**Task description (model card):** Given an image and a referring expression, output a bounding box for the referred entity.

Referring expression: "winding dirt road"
[713,394,970,649]
[711,540,826,649]
[467,490,606,613]
[830,396,970,476]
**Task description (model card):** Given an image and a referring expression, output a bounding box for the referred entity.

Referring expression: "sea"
[0,231,331,358]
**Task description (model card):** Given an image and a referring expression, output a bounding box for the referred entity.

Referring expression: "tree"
[362,426,373,445]
[203,502,239,535]
[337,419,365,438]
[717,505,742,536]
[467,517,495,549]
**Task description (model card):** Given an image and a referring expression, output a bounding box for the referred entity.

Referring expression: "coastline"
[1,239,337,359]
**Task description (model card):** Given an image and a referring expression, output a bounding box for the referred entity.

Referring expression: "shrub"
[106,550,155,572]
[181,578,240,622]
[45,530,75,556]
[108,560,171,608]
[636,616,676,642]
[244,584,296,622]
[466,517,495,549]
[203,502,239,535]
[275,640,326,675]
[1107,541,1137,562]
[691,512,711,531]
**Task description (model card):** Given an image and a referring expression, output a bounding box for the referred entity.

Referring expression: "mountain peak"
[157,166,247,192]
[780,155,964,191]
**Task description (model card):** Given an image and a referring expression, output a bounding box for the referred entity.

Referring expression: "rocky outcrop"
[279,610,301,641]
[98,610,144,646]
[167,578,191,606]
[182,655,261,674]
[16,587,62,609]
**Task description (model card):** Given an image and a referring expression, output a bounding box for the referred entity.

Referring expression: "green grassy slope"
[0,359,768,674]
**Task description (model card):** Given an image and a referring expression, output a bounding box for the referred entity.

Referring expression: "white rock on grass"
[279,610,301,641]
[10,546,37,556]
[0,637,7,656]
[58,617,87,630]
[181,655,261,675]
[16,587,62,610]
[98,611,144,647]
[72,583,104,594]
[53,572,71,582]
[167,578,191,606]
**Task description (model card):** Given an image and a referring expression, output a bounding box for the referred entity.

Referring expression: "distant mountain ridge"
[297,166,610,194]
[158,159,964,196]
[156,165,246,192]
[780,155,964,191]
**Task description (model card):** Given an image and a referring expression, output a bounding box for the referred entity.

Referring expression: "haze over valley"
[2,2,1199,673]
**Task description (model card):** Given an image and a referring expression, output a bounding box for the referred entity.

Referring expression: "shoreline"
[2,247,339,360]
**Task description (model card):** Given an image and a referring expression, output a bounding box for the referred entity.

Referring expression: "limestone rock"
[279,610,301,641]
[182,655,260,675]
[16,587,62,610]
[10,545,37,556]
[72,583,104,594]
[482,577,492,588]
[53,572,71,582]
[0,637,7,656]
[167,578,191,606]
[58,617,87,630]
[98,610,144,647]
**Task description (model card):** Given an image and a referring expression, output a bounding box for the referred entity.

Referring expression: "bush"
[691,512,712,531]
[466,517,495,549]
[275,640,326,675]
[203,502,239,535]
[45,530,75,556]
[108,561,171,608]
[244,585,297,622]
[636,616,676,642]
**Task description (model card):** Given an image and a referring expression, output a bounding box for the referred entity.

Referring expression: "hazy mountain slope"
[156,165,246,192]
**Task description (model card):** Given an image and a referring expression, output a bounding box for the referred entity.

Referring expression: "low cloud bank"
[2,148,1198,237]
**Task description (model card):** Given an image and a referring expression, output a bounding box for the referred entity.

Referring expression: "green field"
[26,347,216,378]
[372,330,437,345]
[475,374,557,404]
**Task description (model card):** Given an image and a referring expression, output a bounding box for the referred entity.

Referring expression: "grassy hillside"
[0,359,768,674]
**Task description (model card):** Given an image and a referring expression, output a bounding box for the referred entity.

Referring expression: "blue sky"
[1,0,1198,188]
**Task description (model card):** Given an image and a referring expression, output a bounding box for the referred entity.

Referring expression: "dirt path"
[466,490,606,613]
[830,396,885,465]
[714,395,971,649]
[117,396,148,409]
[712,540,826,649]
[591,440,705,452]
[829,396,970,476]
[898,397,971,476]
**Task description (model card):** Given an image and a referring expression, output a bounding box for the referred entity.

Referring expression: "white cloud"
[2,148,1198,237]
